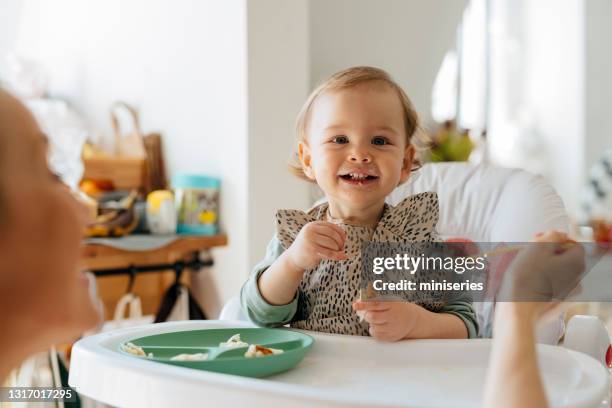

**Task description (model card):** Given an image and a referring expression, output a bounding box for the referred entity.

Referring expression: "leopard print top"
[275,192,440,336]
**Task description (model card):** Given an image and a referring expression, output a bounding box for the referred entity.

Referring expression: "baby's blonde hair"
[290,66,424,182]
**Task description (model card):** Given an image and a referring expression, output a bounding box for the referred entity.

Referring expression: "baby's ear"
[399,144,415,184]
[298,141,316,180]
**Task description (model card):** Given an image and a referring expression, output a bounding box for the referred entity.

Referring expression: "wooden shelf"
[82,234,228,318]
[83,234,228,270]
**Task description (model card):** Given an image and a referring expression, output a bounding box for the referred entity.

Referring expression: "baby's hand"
[352,300,420,342]
[286,221,348,271]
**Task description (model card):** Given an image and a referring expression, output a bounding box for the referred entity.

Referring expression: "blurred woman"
[0,89,100,382]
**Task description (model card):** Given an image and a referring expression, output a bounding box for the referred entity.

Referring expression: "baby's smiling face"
[299,82,413,217]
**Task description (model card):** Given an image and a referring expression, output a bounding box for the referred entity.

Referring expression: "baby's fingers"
[315,247,348,261]
[364,310,388,325]
[368,326,394,342]
[314,223,346,250]
[314,233,343,251]
[322,221,347,239]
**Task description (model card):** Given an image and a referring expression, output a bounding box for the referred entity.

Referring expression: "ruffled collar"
[275,192,439,249]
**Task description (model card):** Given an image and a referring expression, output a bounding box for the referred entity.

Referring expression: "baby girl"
[241,66,477,340]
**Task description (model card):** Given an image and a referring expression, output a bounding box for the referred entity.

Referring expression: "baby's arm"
[259,220,346,304]
[240,236,298,327]
[241,221,347,326]
[408,303,474,339]
[258,249,307,305]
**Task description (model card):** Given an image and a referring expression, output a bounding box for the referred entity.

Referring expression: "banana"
[85,191,140,238]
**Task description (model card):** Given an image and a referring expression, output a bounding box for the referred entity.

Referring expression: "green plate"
[118,328,314,378]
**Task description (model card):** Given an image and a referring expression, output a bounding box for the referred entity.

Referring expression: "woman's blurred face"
[0,91,100,350]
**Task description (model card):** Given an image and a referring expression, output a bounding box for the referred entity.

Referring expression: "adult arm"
[484,234,585,408]
[484,303,548,408]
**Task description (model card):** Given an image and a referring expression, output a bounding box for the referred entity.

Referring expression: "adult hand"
[497,231,585,321]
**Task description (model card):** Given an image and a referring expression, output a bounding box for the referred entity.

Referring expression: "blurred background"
[0,0,611,318]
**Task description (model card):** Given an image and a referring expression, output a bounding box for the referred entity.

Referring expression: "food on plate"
[218,334,285,358]
[219,333,248,348]
[244,344,283,358]
[121,342,153,358]
[170,353,209,361]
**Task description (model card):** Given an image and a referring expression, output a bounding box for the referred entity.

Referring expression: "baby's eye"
[372,136,390,146]
[332,135,349,144]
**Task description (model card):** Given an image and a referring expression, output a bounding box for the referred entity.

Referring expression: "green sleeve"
[240,235,298,327]
[439,296,479,339]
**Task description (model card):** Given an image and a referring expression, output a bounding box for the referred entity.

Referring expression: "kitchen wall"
[585,0,612,177]
[309,0,467,127]
[522,0,585,215]
[247,0,310,270]
[0,2,23,60]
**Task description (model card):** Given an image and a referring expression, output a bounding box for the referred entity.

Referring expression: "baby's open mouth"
[338,172,379,184]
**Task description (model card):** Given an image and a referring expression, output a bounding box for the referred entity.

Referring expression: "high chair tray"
[70,320,609,408]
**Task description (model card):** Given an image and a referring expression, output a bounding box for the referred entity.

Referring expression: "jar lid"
[172,174,220,189]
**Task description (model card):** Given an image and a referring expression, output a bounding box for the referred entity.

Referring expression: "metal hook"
[126,266,137,293]
[173,261,184,284]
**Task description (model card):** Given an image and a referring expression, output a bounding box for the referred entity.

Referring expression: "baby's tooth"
[347,173,369,180]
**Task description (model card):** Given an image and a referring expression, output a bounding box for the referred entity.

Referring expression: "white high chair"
[221,162,569,342]
[388,162,569,342]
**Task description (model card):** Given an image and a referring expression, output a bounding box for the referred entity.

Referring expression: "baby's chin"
[328,188,389,209]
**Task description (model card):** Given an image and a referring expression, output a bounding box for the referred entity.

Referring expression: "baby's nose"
[349,152,372,163]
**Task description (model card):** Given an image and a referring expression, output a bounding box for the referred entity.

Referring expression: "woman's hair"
[289,66,426,182]
[0,89,10,226]
[0,138,5,226]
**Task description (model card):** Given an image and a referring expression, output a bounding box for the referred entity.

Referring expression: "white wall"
[309,0,467,127]
[0,2,23,60]
[522,0,585,215]
[585,0,612,172]
[12,0,249,316]
[247,0,310,269]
